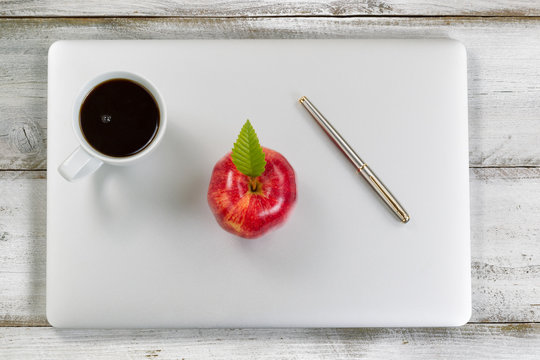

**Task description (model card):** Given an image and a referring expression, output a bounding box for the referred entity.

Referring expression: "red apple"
[207,147,296,239]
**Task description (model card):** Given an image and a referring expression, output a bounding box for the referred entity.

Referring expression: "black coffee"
[79,79,160,157]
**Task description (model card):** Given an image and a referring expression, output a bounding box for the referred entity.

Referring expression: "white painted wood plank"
[470,168,540,322]
[0,172,46,326]
[1,0,539,17]
[0,17,539,169]
[0,168,538,326]
[0,325,539,359]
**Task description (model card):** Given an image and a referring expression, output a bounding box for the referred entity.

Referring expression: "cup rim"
[72,71,167,164]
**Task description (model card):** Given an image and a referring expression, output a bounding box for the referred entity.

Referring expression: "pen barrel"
[300,96,410,223]
[359,165,410,223]
[300,96,365,168]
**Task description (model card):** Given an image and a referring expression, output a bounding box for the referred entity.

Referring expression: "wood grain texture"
[0,324,539,359]
[0,168,538,326]
[1,0,540,17]
[470,168,540,322]
[0,17,539,169]
[0,8,538,356]
[0,171,46,326]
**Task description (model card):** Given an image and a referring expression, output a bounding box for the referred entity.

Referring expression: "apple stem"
[249,177,259,192]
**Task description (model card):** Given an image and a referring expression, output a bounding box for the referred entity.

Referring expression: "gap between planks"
[4,321,540,328]
[1,166,539,172]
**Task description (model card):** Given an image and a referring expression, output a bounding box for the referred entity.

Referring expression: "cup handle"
[58,146,103,182]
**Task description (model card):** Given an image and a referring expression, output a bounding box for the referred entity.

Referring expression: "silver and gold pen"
[299,96,410,223]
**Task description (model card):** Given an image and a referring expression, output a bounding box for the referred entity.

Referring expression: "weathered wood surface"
[470,168,540,323]
[0,168,538,326]
[0,8,539,358]
[0,172,46,326]
[1,0,540,17]
[1,17,539,170]
[1,324,539,359]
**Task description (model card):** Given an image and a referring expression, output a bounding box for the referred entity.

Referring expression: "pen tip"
[298,96,307,104]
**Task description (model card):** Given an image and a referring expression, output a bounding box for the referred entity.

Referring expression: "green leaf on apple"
[231,120,266,178]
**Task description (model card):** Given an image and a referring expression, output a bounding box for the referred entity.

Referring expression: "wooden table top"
[0,1,538,358]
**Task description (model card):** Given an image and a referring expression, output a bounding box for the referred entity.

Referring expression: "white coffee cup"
[58,71,167,181]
